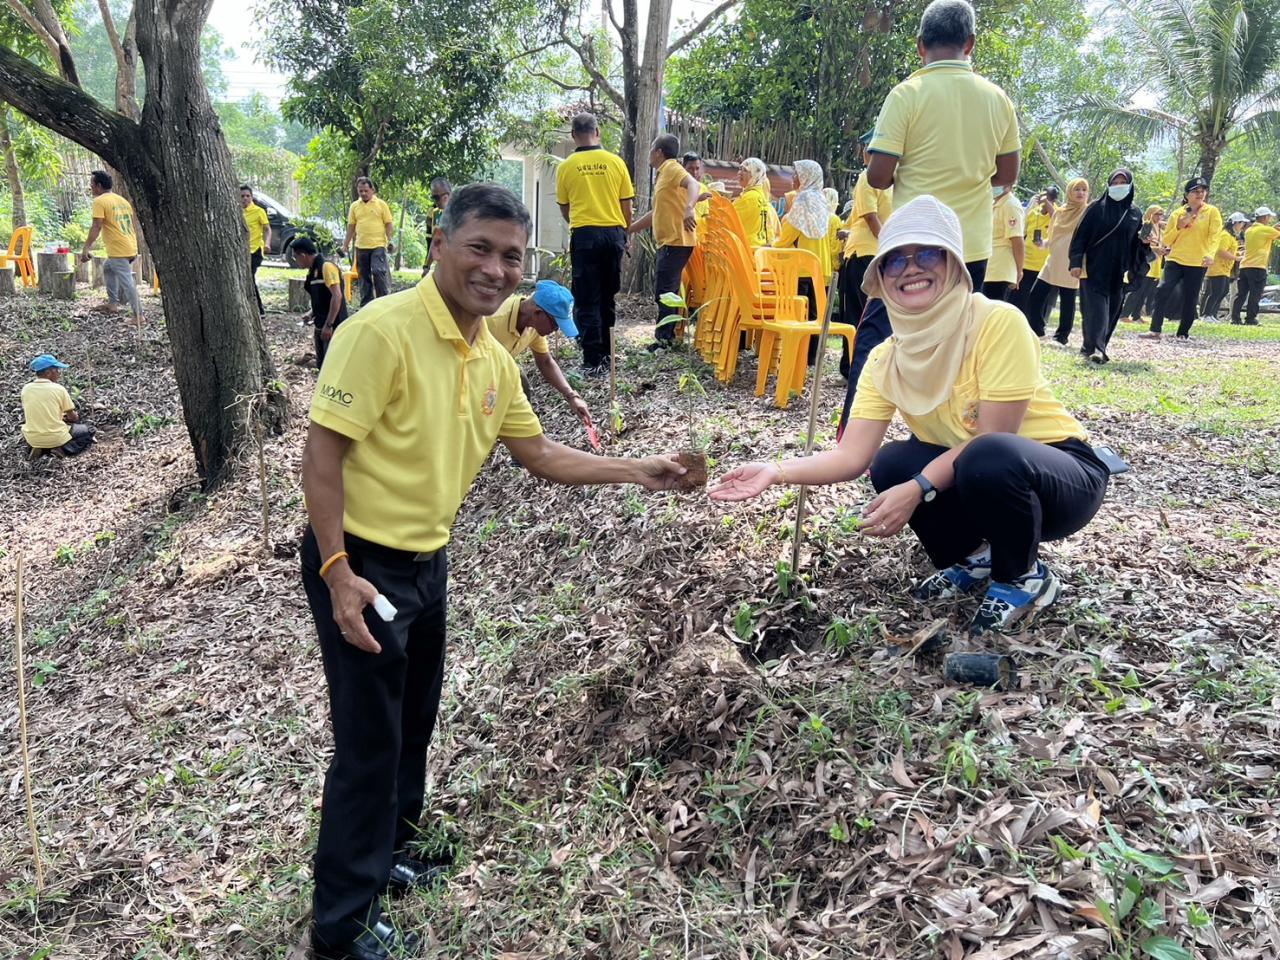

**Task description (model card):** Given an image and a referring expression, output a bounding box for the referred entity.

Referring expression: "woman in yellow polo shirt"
[733,158,780,247]
[1142,176,1223,339]
[1119,205,1164,323]
[1011,186,1056,315]
[1199,214,1244,320]
[712,196,1110,636]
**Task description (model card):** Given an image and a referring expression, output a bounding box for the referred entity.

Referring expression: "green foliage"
[216,93,314,155]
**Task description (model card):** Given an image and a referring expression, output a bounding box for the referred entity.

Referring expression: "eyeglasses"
[879,246,946,278]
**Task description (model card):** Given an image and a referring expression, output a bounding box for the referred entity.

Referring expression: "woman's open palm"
[709,462,779,501]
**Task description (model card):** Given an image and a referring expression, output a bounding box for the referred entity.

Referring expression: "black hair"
[1044,185,1059,200]
[239,184,253,193]
[291,236,318,256]
[430,178,453,194]
[571,113,598,137]
[652,134,680,159]
[90,169,113,190]
[438,182,531,238]
[682,152,702,166]
[355,176,375,190]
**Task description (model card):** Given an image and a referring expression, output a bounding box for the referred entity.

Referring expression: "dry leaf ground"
[1,275,1278,960]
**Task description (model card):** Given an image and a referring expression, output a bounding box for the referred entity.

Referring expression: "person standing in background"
[1200,214,1245,321]
[290,236,347,370]
[422,178,452,275]
[733,158,780,248]
[1232,206,1279,326]
[341,177,394,304]
[1069,169,1143,363]
[984,184,1024,301]
[79,170,143,328]
[241,185,272,320]
[1023,177,1089,342]
[1011,186,1056,315]
[1119,205,1164,324]
[837,134,893,348]
[556,112,635,376]
[1142,176,1222,340]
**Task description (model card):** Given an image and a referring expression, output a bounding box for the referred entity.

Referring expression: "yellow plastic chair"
[0,226,36,288]
[344,260,359,302]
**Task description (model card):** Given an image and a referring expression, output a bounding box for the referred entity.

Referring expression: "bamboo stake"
[790,268,844,577]
[254,399,270,555]
[14,554,45,892]
[609,328,617,410]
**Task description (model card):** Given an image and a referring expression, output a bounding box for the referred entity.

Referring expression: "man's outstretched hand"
[634,454,688,490]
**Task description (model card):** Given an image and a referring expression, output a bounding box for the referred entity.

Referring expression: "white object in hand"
[373,594,398,622]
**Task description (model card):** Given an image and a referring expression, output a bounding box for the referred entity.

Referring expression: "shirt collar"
[574,144,604,152]
[914,59,974,76]
[416,274,495,356]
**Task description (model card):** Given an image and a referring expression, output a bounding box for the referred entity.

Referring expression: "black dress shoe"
[386,856,449,896]
[311,919,420,960]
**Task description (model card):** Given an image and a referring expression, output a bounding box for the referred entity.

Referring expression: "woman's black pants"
[868,434,1109,583]
[1023,278,1076,340]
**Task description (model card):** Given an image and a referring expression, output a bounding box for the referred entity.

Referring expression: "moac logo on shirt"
[319,383,354,407]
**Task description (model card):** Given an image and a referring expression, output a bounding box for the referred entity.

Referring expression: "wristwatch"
[912,472,938,503]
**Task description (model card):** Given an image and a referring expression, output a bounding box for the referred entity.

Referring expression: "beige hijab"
[1040,177,1090,288]
[861,195,984,416]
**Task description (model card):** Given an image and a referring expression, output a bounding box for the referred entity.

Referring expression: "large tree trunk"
[0,0,286,487]
[0,111,25,227]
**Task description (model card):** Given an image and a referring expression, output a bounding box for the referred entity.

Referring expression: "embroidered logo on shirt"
[319,384,354,406]
[482,384,497,416]
[963,400,980,432]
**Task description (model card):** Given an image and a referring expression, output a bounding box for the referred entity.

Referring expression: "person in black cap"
[291,237,349,369]
[1141,176,1222,340]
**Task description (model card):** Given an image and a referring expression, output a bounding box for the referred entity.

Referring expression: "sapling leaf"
[1140,935,1193,960]
[659,291,687,309]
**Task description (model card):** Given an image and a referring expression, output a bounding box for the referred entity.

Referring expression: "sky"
[206,0,726,106]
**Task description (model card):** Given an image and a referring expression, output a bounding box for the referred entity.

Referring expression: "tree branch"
[666,0,739,57]
[0,46,135,159]
[97,0,127,71]
[523,67,592,93]
[605,0,623,37]
[560,32,624,109]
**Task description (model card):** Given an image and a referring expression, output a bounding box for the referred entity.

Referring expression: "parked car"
[1259,284,1279,314]
[251,191,344,266]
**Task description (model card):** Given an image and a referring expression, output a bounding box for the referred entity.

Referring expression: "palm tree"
[1073,0,1280,185]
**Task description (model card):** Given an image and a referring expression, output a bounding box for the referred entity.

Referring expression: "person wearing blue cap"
[21,355,96,458]
[484,280,593,429]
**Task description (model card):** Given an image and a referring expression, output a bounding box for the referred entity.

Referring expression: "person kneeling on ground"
[485,279,593,429]
[22,354,95,458]
[291,237,348,370]
[710,196,1110,636]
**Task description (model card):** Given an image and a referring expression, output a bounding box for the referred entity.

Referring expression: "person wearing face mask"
[1119,205,1164,323]
[1023,177,1089,342]
[983,184,1024,301]
[1067,169,1144,362]
[1141,176,1223,340]
[1199,213,1247,320]
[712,196,1110,637]
[733,157,781,248]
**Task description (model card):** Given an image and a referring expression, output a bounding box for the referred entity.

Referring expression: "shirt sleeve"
[848,343,897,421]
[997,92,1021,154]
[322,261,342,287]
[309,321,400,441]
[59,384,74,414]
[91,195,107,221]
[868,86,909,158]
[555,163,571,204]
[616,156,636,201]
[529,333,550,355]
[380,199,393,225]
[347,202,357,227]
[777,221,800,248]
[975,306,1040,401]
[853,176,877,219]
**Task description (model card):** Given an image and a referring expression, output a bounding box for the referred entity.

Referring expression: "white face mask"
[1108,183,1132,201]
[992,186,1006,200]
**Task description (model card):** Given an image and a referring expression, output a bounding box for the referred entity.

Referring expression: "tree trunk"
[1,111,25,227]
[0,1,287,487]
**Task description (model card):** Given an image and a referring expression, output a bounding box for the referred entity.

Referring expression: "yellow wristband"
[319,551,349,579]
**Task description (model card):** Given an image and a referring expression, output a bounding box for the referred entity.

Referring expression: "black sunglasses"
[879,246,946,278]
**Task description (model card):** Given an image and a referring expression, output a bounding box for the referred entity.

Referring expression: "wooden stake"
[790,268,844,576]
[609,327,617,410]
[252,397,270,555]
[14,554,45,892]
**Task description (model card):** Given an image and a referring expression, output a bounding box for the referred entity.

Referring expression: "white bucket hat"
[1254,206,1276,218]
[862,195,968,298]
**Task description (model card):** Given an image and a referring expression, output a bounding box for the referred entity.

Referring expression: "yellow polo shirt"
[90,191,138,259]
[485,295,550,357]
[850,302,1087,447]
[842,170,892,259]
[733,185,777,247]
[1023,205,1054,272]
[870,60,1020,262]
[309,276,543,552]
[21,378,73,448]
[243,203,270,254]
[347,196,393,250]
[1242,223,1280,269]
[1162,204,1223,267]
[556,146,635,229]
[987,192,1025,285]
[1148,254,1163,282]
[778,219,835,277]
[653,158,697,248]
[1207,231,1238,278]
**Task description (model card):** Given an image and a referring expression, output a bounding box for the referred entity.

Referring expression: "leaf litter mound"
[0,290,1278,959]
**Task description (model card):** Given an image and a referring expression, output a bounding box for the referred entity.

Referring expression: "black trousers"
[355,247,391,305]
[1231,267,1266,324]
[982,280,1011,301]
[1079,277,1125,355]
[869,434,1109,583]
[250,250,265,316]
[654,244,694,341]
[570,226,625,367]
[1150,261,1206,337]
[1024,279,1076,340]
[838,255,873,377]
[313,318,345,369]
[1121,275,1157,319]
[965,259,988,289]
[1008,268,1039,314]
[1199,275,1231,319]
[301,527,448,948]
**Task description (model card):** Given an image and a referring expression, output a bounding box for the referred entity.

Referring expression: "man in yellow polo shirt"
[628,134,700,350]
[556,112,635,374]
[1012,186,1056,314]
[240,185,272,319]
[341,176,394,305]
[1232,206,1279,325]
[486,279,593,428]
[867,0,1020,287]
[301,183,684,960]
[1143,176,1223,339]
[78,170,142,326]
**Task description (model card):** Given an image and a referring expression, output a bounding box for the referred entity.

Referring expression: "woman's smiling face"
[1069,182,1089,204]
[881,244,950,310]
